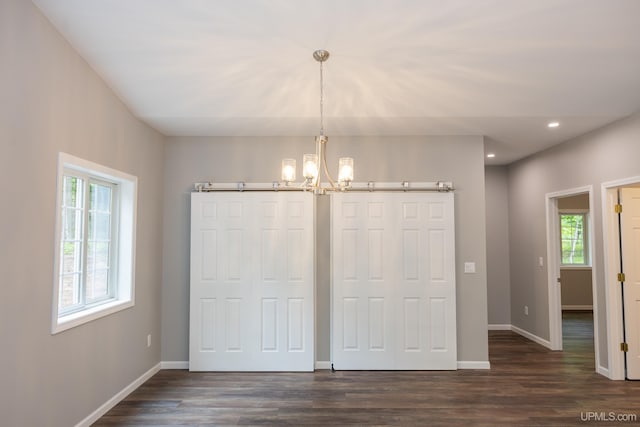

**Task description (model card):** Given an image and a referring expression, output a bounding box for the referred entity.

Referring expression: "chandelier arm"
[321,139,337,189]
[312,137,320,188]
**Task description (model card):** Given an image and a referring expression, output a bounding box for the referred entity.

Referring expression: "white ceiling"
[33,0,640,164]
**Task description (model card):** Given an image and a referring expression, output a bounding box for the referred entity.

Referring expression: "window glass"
[60,175,84,311]
[560,213,587,265]
[86,181,113,303]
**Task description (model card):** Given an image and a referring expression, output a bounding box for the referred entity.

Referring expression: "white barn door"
[331,192,457,370]
[190,192,314,371]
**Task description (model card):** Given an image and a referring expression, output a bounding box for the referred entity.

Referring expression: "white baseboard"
[488,324,512,330]
[315,361,331,370]
[161,361,189,369]
[562,305,593,311]
[162,360,330,370]
[457,361,490,369]
[76,362,161,427]
[511,325,552,349]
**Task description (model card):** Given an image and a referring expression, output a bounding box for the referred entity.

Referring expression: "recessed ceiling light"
[548,121,560,128]
[486,153,496,158]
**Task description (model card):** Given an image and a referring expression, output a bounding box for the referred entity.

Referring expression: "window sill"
[560,265,592,271]
[52,299,134,334]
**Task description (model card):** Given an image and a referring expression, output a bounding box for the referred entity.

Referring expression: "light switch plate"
[464,262,476,274]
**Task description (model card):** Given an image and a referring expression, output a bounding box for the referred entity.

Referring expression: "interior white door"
[189,192,314,371]
[331,192,457,370]
[620,187,640,379]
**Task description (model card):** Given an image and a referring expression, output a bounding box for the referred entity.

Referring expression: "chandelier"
[281,50,354,193]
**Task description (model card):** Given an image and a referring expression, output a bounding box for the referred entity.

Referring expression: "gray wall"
[161,135,489,364]
[558,193,590,210]
[0,1,165,425]
[560,269,593,308]
[485,166,512,325]
[507,112,640,370]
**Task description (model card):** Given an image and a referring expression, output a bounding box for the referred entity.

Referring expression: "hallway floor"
[95,315,640,426]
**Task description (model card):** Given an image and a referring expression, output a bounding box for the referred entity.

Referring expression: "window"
[560,212,589,266]
[52,153,137,333]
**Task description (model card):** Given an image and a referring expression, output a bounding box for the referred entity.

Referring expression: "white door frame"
[601,176,640,380]
[545,186,599,368]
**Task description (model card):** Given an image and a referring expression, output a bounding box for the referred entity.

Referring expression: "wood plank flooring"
[95,312,640,426]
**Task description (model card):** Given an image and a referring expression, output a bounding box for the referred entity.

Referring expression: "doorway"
[556,194,596,359]
[545,186,599,372]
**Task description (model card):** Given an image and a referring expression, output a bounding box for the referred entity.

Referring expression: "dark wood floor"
[95,312,640,426]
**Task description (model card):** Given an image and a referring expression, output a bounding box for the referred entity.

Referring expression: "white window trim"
[52,153,137,334]
[559,209,591,267]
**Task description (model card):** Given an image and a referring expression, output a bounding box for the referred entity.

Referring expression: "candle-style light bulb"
[338,157,354,186]
[281,158,296,184]
[303,154,319,181]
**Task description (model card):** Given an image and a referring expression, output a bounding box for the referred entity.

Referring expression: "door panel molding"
[331,192,457,370]
[190,192,315,371]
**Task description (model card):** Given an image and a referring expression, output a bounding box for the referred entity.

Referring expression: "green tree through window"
[560,214,587,265]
